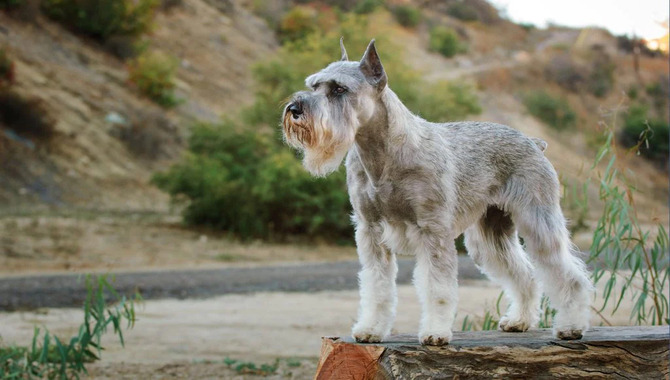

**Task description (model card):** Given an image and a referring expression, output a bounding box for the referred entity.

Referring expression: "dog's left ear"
[340,37,348,61]
[360,39,387,90]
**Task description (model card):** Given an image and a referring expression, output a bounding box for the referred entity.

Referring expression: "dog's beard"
[282,108,356,177]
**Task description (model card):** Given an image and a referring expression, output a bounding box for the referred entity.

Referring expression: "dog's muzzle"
[282,99,314,147]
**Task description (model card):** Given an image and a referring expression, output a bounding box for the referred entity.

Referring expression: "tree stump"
[315,326,669,379]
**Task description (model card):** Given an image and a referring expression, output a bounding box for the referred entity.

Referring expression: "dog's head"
[282,39,387,176]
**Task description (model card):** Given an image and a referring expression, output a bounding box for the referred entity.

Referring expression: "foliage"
[152,122,353,242]
[0,275,139,379]
[429,26,466,58]
[0,47,15,86]
[353,0,383,14]
[41,0,158,42]
[619,104,669,164]
[128,50,179,107]
[446,2,478,22]
[523,90,576,131]
[589,118,669,325]
[391,5,421,28]
[413,81,481,122]
[278,6,317,43]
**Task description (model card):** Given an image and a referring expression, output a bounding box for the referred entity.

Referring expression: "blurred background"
[0,0,668,378]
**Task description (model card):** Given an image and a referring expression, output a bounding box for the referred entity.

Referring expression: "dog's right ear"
[340,37,348,61]
[360,39,387,90]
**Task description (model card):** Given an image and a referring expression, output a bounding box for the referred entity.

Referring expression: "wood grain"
[315,326,669,379]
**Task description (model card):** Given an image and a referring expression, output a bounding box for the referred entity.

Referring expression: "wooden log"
[315,326,669,379]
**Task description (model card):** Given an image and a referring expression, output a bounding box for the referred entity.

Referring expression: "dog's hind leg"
[514,203,593,340]
[465,206,541,332]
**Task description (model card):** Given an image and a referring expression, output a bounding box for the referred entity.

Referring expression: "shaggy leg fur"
[351,224,398,343]
[514,204,593,339]
[465,206,541,332]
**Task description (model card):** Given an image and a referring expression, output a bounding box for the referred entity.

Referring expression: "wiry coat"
[282,39,592,345]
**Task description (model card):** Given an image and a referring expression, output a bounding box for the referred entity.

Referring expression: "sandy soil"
[0,280,643,379]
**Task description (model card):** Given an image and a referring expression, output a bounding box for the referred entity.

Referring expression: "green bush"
[152,122,352,241]
[619,104,669,164]
[392,5,421,28]
[429,26,466,58]
[353,0,383,14]
[128,50,179,107]
[523,91,576,131]
[278,6,317,43]
[447,2,478,21]
[42,0,158,41]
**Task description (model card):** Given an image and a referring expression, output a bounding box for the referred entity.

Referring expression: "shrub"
[619,104,669,164]
[0,48,15,86]
[413,81,481,122]
[353,0,383,14]
[543,54,585,92]
[278,6,317,43]
[392,5,421,28]
[128,50,179,107]
[152,122,353,241]
[523,91,576,131]
[446,2,478,21]
[0,90,54,141]
[429,26,466,58]
[41,0,158,42]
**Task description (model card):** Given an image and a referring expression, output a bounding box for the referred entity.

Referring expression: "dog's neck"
[353,88,416,185]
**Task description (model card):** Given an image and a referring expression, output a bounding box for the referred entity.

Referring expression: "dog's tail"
[531,137,548,153]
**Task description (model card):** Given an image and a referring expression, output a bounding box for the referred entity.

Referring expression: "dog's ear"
[340,37,348,61]
[360,39,387,90]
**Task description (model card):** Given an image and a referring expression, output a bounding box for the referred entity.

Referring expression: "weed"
[619,103,669,165]
[128,50,180,107]
[0,275,140,379]
[223,357,279,376]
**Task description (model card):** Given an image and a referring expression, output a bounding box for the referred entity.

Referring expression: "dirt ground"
[0,278,645,379]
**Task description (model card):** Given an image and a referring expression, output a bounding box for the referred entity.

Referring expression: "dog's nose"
[288,102,303,119]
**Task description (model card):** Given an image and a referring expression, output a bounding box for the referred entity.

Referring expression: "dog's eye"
[332,86,347,95]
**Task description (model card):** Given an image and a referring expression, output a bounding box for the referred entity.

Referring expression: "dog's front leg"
[414,236,458,346]
[351,224,398,343]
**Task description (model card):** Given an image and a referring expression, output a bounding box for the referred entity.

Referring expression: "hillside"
[0,0,276,209]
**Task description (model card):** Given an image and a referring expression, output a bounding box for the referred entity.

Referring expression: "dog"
[281,38,592,345]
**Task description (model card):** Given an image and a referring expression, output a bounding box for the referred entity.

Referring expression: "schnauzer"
[281,38,592,345]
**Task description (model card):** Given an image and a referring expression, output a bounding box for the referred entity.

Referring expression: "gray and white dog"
[281,39,593,345]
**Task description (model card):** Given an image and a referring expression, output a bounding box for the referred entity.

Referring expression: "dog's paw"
[352,332,384,343]
[419,331,452,346]
[498,316,531,333]
[352,324,385,343]
[555,328,583,340]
